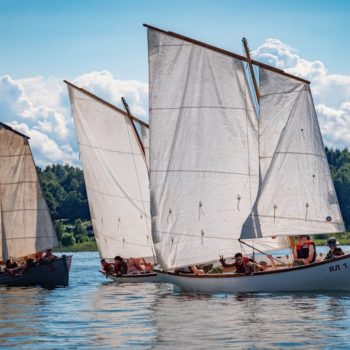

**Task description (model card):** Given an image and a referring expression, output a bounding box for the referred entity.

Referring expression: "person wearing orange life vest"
[293,235,316,265]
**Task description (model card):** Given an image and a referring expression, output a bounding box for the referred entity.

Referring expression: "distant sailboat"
[66,81,160,282]
[0,123,71,287]
[145,24,349,293]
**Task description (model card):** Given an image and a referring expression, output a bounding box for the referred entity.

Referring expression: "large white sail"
[67,84,153,260]
[241,69,344,239]
[0,123,58,260]
[147,28,261,270]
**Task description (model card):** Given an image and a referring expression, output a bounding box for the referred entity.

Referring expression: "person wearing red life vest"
[293,235,316,265]
[100,259,114,274]
[114,256,128,276]
[219,252,259,273]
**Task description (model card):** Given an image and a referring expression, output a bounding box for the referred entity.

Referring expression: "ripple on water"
[1,252,350,349]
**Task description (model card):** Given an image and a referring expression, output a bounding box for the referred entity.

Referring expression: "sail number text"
[329,263,348,273]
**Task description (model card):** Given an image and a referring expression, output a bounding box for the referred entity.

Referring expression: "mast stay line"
[143,24,310,85]
[238,239,288,266]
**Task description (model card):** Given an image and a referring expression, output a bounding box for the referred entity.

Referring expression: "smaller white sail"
[67,83,153,260]
[0,123,58,260]
[241,69,344,239]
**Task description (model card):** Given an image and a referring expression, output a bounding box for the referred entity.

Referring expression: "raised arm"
[219,255,235,268]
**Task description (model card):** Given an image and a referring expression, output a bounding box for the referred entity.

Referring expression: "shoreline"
[54,241,98,253]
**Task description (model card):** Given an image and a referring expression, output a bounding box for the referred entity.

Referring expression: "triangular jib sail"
[0,123,58,260]
[67,83,153,260]
[241,68,344,239]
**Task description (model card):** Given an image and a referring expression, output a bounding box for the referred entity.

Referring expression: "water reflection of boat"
[66,82,159,283]
[87,282,162,348]
[0,123,71,287]
[145,25,348,293]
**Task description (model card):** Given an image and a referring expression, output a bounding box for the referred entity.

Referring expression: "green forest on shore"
[39,147,350,251]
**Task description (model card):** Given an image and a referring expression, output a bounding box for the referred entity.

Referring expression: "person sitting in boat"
[324,237,344,260]
[100,259,115,274]
[24,258,38,270]
[114,256,128,276]
[293,235,316,265]
[43,249,58,263]
[4,259,23,275]
[35,251,44,263]
[257,255,277,272]
[127,258,153,274]
[219,253,259,274]
[174,265,205,275]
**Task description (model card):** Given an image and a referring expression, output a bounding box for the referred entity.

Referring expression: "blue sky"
[1,0,350,165]
[1,0,350,81]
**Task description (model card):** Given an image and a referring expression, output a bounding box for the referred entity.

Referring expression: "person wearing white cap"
[324,237,344,260]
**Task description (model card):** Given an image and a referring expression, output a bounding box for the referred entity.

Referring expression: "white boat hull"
[99,270,164,283]
[160,254,350,293]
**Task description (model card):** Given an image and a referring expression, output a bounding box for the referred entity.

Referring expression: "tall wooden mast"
[242,37,260,103]
[121,97,146,157]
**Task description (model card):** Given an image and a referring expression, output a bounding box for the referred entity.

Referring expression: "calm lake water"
[1,250,350,349]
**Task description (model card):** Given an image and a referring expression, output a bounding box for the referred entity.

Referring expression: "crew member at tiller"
[293,235,316,265]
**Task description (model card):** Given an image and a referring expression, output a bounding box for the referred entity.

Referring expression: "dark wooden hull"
[99,270,163,283]
[0,255,72,287]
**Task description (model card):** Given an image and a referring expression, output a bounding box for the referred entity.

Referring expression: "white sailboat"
[0,123,71,287]
[145,24,349,293]
[66,81,161,282]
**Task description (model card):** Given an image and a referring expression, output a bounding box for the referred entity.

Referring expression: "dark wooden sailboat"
[0,255,72,287]
[0,123,72,287]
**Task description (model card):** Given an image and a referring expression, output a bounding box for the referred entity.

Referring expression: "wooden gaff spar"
[145,24,347,293]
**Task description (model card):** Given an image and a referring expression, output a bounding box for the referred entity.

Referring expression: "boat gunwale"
[164,253,350,278]
[99,269,158,278]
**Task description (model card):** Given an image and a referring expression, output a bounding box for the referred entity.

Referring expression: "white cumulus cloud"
[0,71,149,166]
[253,39,350,149]
[1,44,349,166]
[73,70,148,119]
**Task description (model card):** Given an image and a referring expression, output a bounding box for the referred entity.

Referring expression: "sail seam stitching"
[253,214,341,223]
[151,170,259,176]
[150,106,254,112]
[85,185,150,203]
[79,142,142,155]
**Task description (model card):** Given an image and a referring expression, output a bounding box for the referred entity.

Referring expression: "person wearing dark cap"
[324,237,344,260]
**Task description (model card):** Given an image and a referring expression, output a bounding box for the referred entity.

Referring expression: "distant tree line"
[325,147,350,230]
[38,164,92,246]
[38,164,90,222]
[38,149,350,238]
